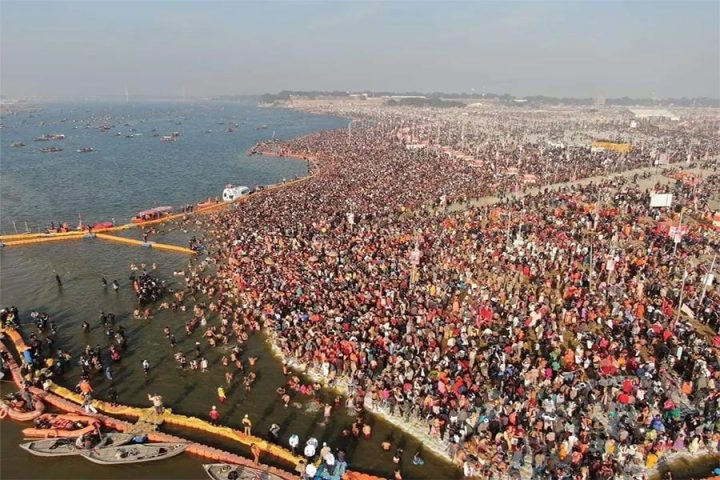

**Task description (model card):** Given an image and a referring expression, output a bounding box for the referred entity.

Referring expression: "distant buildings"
[629,108,679,121]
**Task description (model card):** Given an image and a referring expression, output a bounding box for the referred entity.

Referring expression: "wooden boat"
[132,206,173,225]
[90,221,114,230]
[19,432,134,457]
[80,442,188,465]
[0,398,45,421]
[22,413,100,438]
[203,463,287,480]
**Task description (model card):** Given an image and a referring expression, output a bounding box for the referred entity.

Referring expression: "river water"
[0,101,460,480]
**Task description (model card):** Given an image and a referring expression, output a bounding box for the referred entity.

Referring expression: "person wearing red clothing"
[208,405,220,424]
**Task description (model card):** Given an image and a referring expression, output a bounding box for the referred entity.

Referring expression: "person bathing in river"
[250,443,261,465]
[241,414,252,435]
[268,423,280,442]
[208,405,220,425]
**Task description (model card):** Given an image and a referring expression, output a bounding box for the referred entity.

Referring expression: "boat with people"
[41,146,63,153]
[160,135,175,142]
[89,221,114,231]
[22,413,101,439]
[11,142,25,148]
[45,219,114,234]
[203,463,287,480]
[0,396,45,421]
[34,134,65,141]
[79,442,188,465]
[132,206,173,225]
[19,432,135,457]
[77,147,94,153]
[222,185,249,203]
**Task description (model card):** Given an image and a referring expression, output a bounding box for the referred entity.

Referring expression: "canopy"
[135,206,173,217]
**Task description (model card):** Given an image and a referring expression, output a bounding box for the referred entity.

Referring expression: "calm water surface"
[0,102,460,480]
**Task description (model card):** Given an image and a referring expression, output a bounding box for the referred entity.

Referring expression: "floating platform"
[94,233,197,255]
[0,326,383,480]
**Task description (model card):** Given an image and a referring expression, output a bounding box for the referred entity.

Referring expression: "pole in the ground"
[673,269,688,330]
[673,209,683,256]
[700,254,716,304]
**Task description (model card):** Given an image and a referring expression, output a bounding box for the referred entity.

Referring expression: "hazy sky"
[2,0,718,99]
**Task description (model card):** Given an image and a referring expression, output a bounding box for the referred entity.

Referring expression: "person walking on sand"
[251,443,261,465]
[242,414,252,435]
[142,359,150,374]
[217,386,226,404]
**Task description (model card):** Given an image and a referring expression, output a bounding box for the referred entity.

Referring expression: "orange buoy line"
[0,326,384,480]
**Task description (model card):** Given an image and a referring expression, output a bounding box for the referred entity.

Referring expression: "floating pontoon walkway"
[94,233,197,255]
[0,173,315,249]
[0,232,195,255]
[0,326,383,480]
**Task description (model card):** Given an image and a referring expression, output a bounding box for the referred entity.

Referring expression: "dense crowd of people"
[193,108,719,479]
[3,104,720,479]
[130,268,167,305]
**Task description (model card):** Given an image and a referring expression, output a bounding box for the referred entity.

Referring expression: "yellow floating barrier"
[44,383,299,465]
[94,233,196,255]
[1,232,88,247]
[1,174,315,248]
[3,326,385,480]
[0,230,87,242]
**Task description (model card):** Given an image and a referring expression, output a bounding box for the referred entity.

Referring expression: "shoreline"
[246,145,327,176]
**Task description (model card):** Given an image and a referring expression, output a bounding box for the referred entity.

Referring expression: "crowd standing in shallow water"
[3,104,720,479]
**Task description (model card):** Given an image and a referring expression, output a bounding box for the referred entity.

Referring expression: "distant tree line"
[385,98,465,108]
[254,90,719,107]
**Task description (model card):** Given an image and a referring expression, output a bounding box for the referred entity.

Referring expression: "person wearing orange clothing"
[250,443,261,465]
[78,379,93,395]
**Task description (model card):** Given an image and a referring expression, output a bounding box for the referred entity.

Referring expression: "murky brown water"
[0,231,460,480]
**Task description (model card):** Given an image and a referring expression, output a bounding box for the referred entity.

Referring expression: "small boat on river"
[203,463,287,480]
[79,442,188,465]
[132,206,173,224]
[19,432,134,457]
[22,413,101,438]
[0,397,45,421]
